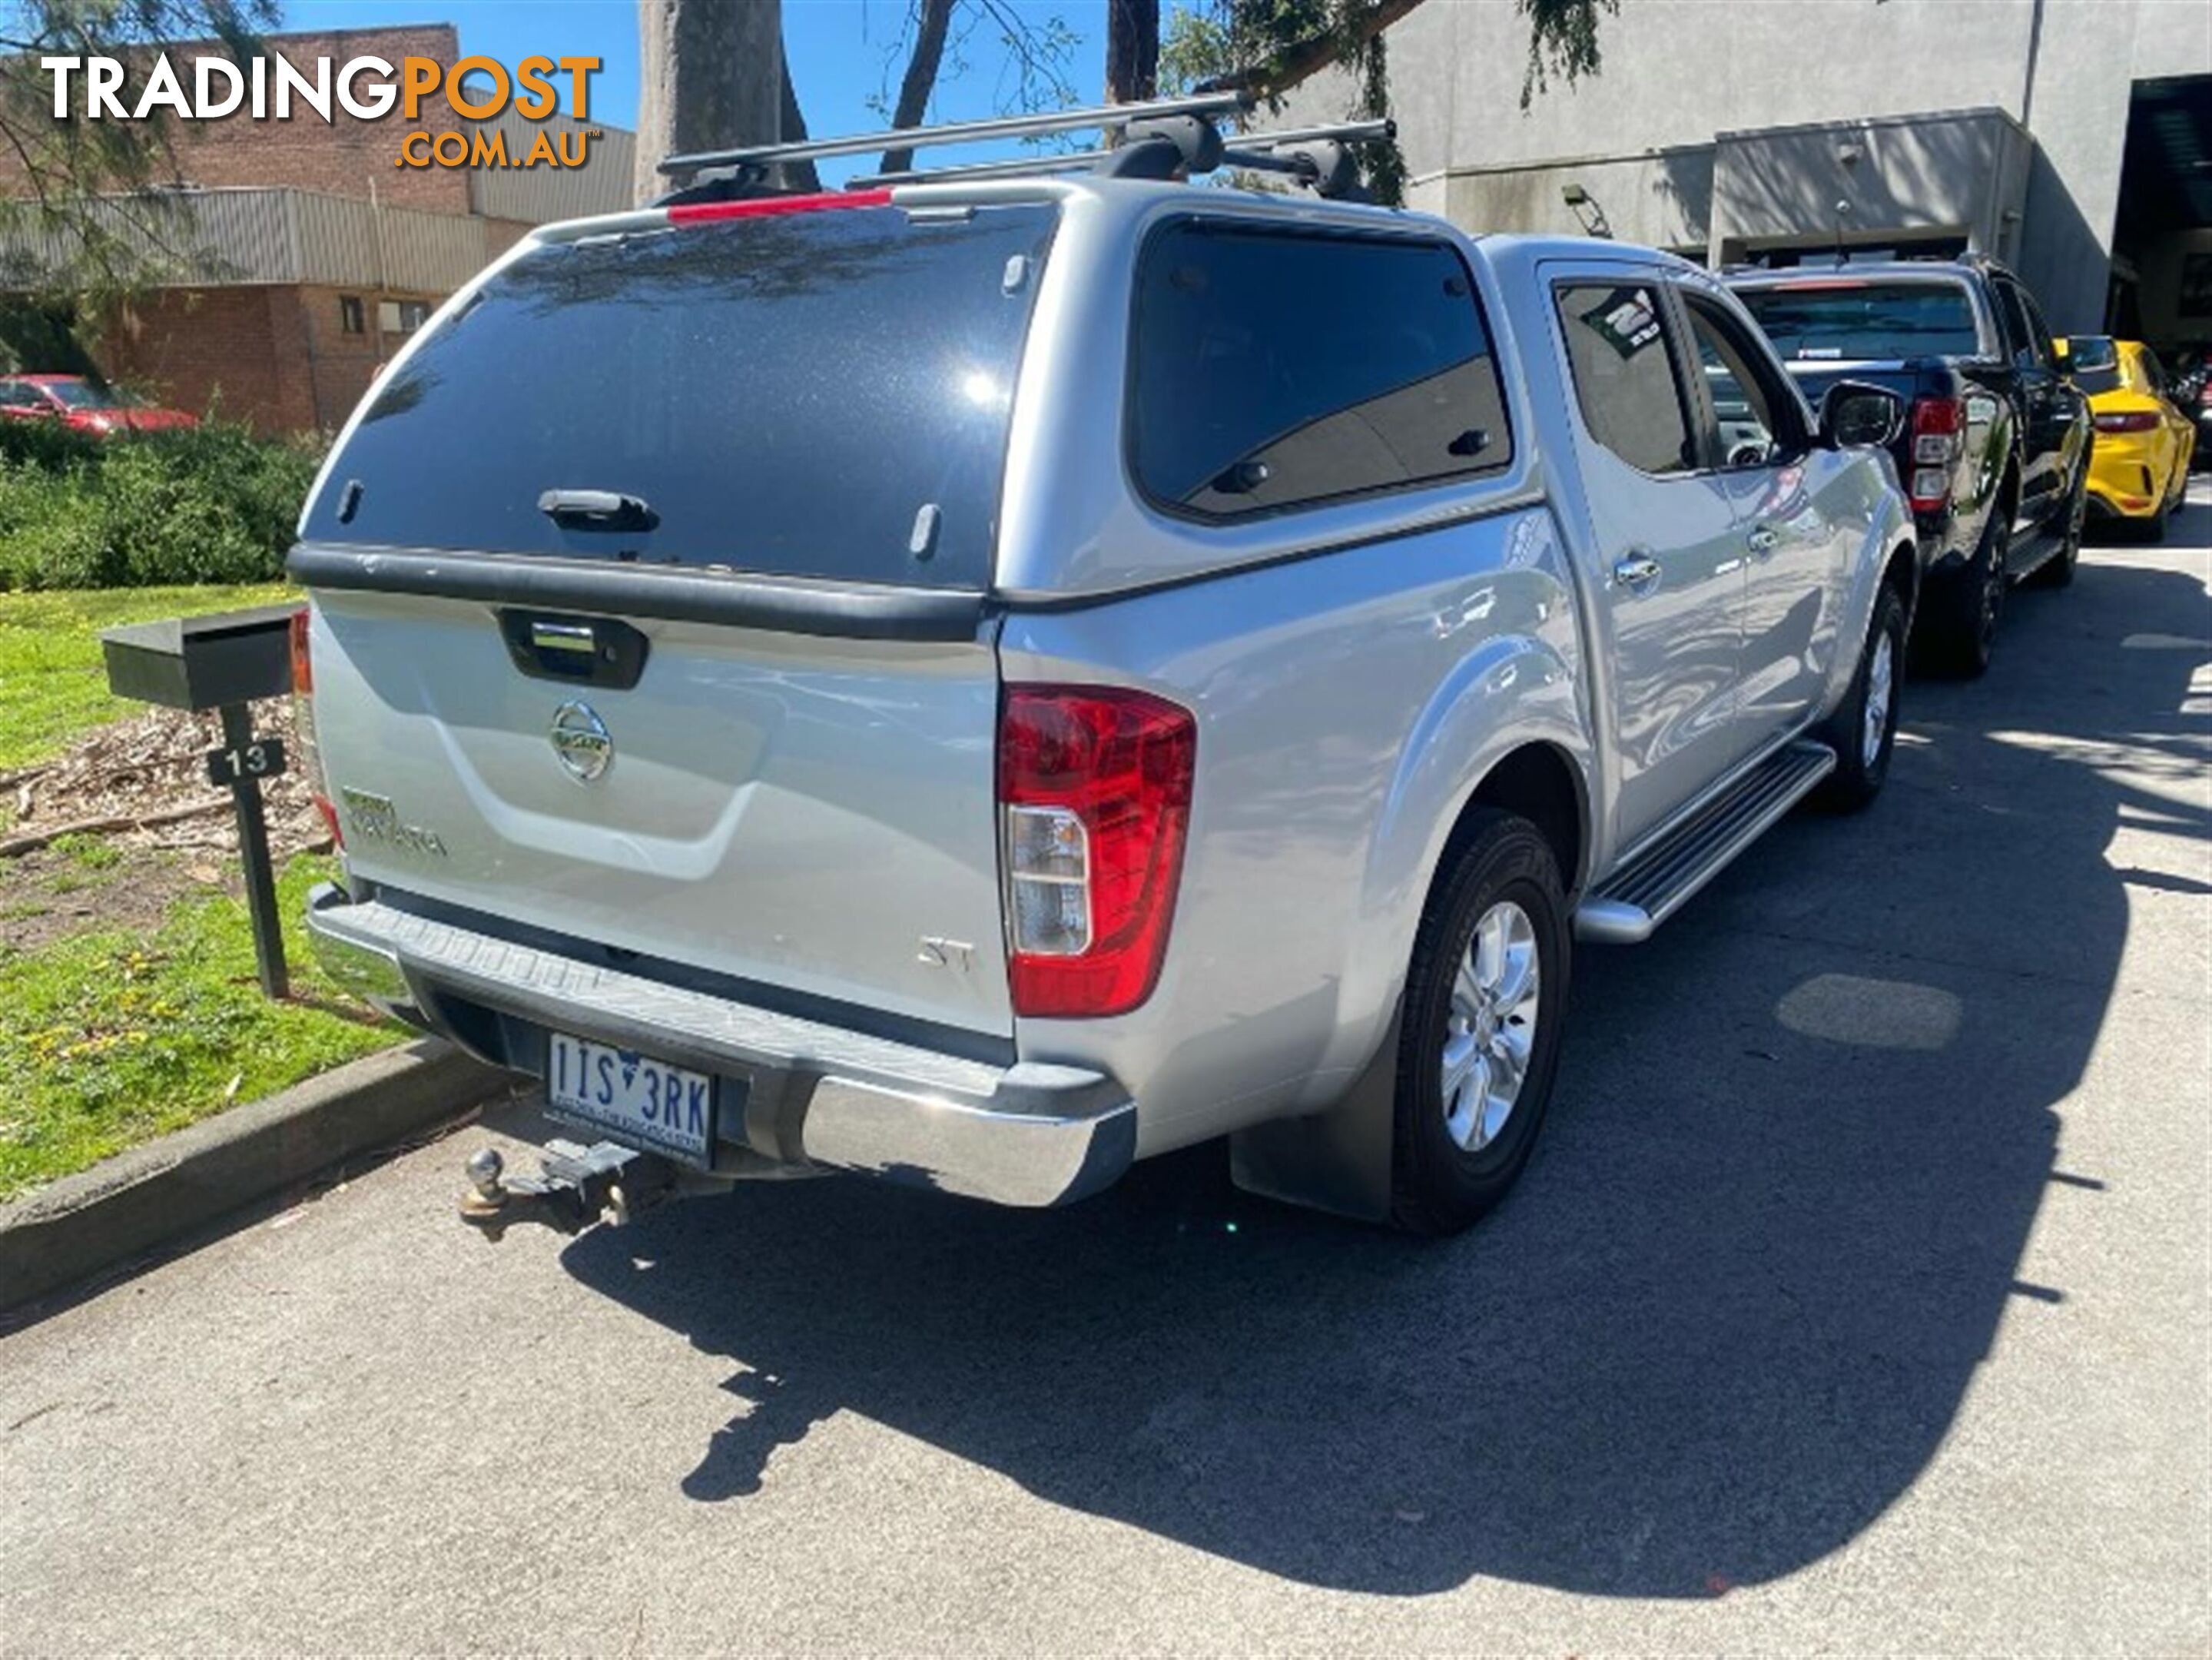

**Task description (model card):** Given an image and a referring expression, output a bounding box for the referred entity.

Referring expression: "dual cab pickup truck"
[1726,255,2093,676]
[293,164,1916,1237]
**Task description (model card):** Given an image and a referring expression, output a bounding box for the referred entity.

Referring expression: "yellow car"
[2064,337,2196,540]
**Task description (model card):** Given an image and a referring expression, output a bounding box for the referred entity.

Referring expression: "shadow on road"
[562,546,2209,1599]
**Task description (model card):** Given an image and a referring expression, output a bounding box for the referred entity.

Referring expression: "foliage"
[1161,1,1408,204]
[0,580,291,772]
[1159,0,1624,200]
[0,419,320,593]
[0,2,280,310]
[0,852,402,1200]
[1517,0,1620,108]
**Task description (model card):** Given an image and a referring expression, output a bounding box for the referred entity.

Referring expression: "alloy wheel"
[1440,900,1541,1153]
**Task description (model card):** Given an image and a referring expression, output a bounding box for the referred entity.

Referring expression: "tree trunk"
[779,42,821,192]
[634,0,784,204]
[880,0,957,176]
[1106,0,1160,103]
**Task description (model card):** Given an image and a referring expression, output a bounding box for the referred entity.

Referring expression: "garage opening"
[2106,74,2212,365]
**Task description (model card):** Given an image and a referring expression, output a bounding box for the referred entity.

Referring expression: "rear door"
[297,199,1062,1038]
[1677,284,1851,747]
[1549,267,1748,853]
[1991,275,2084,534]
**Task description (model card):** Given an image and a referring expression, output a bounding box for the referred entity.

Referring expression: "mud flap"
[1227,1007,1401,1224]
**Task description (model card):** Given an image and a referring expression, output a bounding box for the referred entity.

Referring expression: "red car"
[0,374,198,436]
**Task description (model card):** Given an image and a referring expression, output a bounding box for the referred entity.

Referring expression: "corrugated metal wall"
[468,111,636,223]
[0,188,511,294]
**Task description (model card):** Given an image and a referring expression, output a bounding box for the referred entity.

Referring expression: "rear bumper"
[306,884,1133,1207]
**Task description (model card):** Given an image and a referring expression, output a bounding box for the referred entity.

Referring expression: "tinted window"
[46,380,131,409]
[1129,224,1508,517]
[1555,283,1695,475]
[303,204,1057,590]
[1685,295,1788,466]
[1736,281,1982,360]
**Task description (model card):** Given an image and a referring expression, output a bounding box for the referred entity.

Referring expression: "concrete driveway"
[5,493,2208,1655]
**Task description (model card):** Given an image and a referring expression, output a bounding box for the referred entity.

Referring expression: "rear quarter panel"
[1000,502,1589,1155]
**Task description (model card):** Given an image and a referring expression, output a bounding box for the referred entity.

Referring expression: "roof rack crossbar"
[846,116,1396,198]
[661,91,1253,176]
[1231,118,1395,150]
[848,149,1113,190]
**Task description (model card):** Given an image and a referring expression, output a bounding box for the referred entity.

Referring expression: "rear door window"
[1736,281,1982,361]
[300,202,1059,590]
[1129,222,1511,518]
[1554,281,1696,475]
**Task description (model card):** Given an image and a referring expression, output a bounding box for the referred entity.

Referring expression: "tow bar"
[458,1140,676,1240]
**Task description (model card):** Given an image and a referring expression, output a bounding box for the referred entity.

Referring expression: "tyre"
[1390,812,1570,1235]
[1922,497,2008,676]
[2027,473,2088,583]
[1815,580,1907,813]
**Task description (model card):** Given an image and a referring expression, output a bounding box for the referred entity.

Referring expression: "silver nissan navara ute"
[294,101,1915,1237]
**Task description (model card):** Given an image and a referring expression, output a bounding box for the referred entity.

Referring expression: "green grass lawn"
[0,583,293,772]
[0,851,403,1200]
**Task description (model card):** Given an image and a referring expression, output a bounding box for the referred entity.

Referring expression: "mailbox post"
[100,604,299,1000]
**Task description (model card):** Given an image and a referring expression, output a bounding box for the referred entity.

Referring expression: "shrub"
[0,419,324,591]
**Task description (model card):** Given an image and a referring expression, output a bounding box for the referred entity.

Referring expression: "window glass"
[1684,295,1786,466]
[45,380,134,409]
[376,299,433,335]
[2015,286,2055,368]
[340,295,365,335]
[303,203,1057,590]
[1129,224,1509,517]
[1736,281,1982,360]
[1555,282,1695,475]
[1991,282,2043,368]
[0,381,41,409]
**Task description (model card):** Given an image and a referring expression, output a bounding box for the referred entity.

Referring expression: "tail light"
[1907,395,1963,512]
[998,686,1196,1019]
[290,607,342,848]
[2094,410,2160,434]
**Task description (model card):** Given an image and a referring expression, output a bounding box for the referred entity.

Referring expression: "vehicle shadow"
[559,553,2209,1599]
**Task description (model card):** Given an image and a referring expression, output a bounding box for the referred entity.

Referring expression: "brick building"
[1,24,635,432]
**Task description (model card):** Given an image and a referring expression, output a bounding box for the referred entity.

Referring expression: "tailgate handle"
[497,611,650,690]
[538,488,659,532]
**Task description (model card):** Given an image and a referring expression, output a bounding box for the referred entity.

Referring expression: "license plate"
[546,1033,715,1164]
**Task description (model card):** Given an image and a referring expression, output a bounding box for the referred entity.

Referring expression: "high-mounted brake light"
[1907,394,1964,512]
[289,608,342,848]
[999,686,1196,1020]
[665,188,894,226]
[2093,410,2160,434]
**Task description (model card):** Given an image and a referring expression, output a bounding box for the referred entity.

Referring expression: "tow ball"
[459,1140,674,1240]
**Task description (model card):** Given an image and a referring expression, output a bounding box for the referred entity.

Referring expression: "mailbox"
[100,603,303,999]
[99,603,297,711]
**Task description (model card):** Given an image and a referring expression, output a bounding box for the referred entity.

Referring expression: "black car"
[1726,255,2093,676]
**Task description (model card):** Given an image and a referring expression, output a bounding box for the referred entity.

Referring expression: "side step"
[1575,740,1836,943]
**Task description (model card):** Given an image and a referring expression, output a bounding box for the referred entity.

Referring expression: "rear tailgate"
[293,198,1061,1038]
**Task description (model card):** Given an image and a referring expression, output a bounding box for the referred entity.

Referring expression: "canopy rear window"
[302,202,1058,590]
[1735,280,1982,362]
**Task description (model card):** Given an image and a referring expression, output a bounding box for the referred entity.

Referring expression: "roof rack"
[658,91,1396,204]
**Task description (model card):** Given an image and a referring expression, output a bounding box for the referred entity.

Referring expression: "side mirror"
[2051,338,2074,376]
[1819,380,1905,450]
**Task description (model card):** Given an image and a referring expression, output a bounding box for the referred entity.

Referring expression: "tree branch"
[880,0,957,175]
[1199,0,1426,98]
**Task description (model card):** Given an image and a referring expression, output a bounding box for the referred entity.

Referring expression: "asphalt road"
[5,494,2209,1655]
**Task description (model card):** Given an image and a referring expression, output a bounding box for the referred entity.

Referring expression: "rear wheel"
[1390,812,1570,1236]
[1924,496,2008,676]
[1816,582,1906,812]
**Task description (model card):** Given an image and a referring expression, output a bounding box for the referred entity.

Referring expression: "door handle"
[1612,551,1663,593]
[1746,525,1780,556]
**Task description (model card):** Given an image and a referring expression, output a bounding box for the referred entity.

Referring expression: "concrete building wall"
[1286,0,2212,331]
